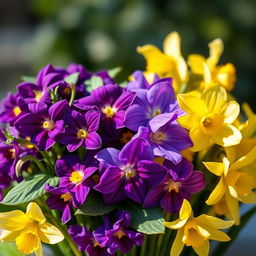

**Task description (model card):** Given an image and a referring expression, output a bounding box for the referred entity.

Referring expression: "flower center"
[60,192,72,202]
[166,180,181,193]
[150,131,166,143]
[152,108,161,117]
[69,171,84,184]
[34,90,42,102]
[77,129,88,139]
[16,230,40,255]
[103,106,117,118]
[122,166,136,179]
[43,120,54,130]
[184,227,206,248]
[93,241,102,248]
[13,106,21,116]
[115,229,126,239]
[200,113,223,135]
[4,149,15,160]
[63,87,72,95]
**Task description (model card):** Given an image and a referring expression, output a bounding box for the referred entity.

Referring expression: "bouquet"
[0,32,255,256]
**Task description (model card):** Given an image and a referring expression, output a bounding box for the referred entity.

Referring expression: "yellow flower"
[188,39,236,91]
[137,31,188,91]
[204,149,256,224]
[178,85,242,151]
[0,202,64,255]
[165,199,233,256]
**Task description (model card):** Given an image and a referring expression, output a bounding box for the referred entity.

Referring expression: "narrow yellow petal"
[163,31,181,59]
[190,127,211,152]
[187,54,205,74]
[230,145,256,171]
[0,210,31,231]
[38,222,64,244]
[203,63,212,87]
[165,219,187,230]
[177,57,188,83]
[35,242,43,256]
[225,191,240,225]
[179,199,193,220]
[207,38,223,69]
[178,114,196,130]
[206,178,226,205]
[0,230,20,242]
[203,162,225,176]
[192,240,210,256]
[170,229,184,256]
[196,214,234,229]
[221,101,240,124]
[26,202,46,224]
[205,227,231,242]
[239,191,256,204]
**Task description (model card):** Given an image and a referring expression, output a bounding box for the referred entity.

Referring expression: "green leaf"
[124,202,165,234]
[107,67,122,78]
[84,76,104,92]
[20,76,36,83]
[0,242,26,256]
[76,192,115,216]
[2,174,59,205]
[64,72,80,85]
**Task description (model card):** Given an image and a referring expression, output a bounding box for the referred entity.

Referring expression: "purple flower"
[94,138,167,204]
[143,158,206,213]
[94,211,144,254]
[56,109,101,152]
[55,155,98,207]
[68,225,112,256]
[124,78,183,131]
[45,185,73,223]
[133,113,192,164]
[74,84,135,130]
[14,100,69,150]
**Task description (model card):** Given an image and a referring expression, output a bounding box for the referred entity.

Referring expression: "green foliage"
[20,76,36,83]
[64,72,80,85]
[0,242,25,256]
[2,174,59,205]
[84,76,104,92]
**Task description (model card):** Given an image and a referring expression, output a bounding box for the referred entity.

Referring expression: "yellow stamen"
[77,129,88,139]
[166,180,180,193]
[150,131,166,143]
[43,120,54,130]
[13,106,21,116]
[122,166,136,179]
[103,106,117,118]
[63,87,71,95]
[200,113,223,135]
[60,192,72,202]
[34,91,42,102]
[152,109,161,117]
[69,171,84,184]
[115,229,126,239]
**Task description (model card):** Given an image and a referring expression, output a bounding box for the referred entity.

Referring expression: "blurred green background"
[0,0,255,255]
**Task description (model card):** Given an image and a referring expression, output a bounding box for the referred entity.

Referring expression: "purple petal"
[113,110,125,129]
[161,191,188,213]
[71,185,90,207]
[28,102,48,116]
[149,112,177,133]
[48,120,65,138]
[85,132,102,150]
[67,140,83,152]
[85,109,100,132]
[33,130,55,150]
[49,99,69,121]
[124,178,148,203]
[143,184,165,208]
[153,146,182,164]
[113,91,135,110]
[95,148,122,167]
[182,171,206,194]
[62,204,72,223]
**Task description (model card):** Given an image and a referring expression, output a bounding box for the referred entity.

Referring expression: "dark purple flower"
[15,100,69,150]
[68,225,112,256]
[124,78,183,131]
[133,113,192,164]
[74,84,135,130]
[143,158,206,213]
[55,155,98,207]
[94,138,167,204]
[94,211,144,254]
[56,109,101,152]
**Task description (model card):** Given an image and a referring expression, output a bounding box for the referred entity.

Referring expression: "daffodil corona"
[0,202,64,255]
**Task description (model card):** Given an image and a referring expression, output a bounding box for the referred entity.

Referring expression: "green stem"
[69,83,76,106]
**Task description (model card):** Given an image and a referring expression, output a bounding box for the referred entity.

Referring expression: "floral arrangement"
[0,32,255,256]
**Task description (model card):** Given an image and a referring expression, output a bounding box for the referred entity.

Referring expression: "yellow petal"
[203,63,212,87]
[38,222,64,244]
[179,199,193,220]
[26,202,46,224]
[165,219,188,230]
[190,127,211,152]
[239,191,256,204]
[187,54,206,74]
[207,38,223,69]
[0,230,20,242]
[205,227,231,242]
[206,178,226,205]
[178,114,196,130]
[137,45,173,74]
[163,31,181,59]
[0,210,31,231]
[16,230,40,255]
[242,102,254,119]
[170,229,184,256]
[177,94,208,117]
[230,145,256,171]
[196,214,234,229]
[212,124,242,147]
[221,101,240,124]
[203,162,225,176]
[225,191,240,225]
[177,57,188,83]
[224,147,236,166]
[192,240,210,256]
[35,242,43,256]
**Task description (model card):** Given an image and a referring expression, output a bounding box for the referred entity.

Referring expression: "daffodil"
[204,148,256,224]
[137,31,188,91]
[165,199,233,256]
[178,85,242,151]
[188,38,236,91]
[0,202,64,255]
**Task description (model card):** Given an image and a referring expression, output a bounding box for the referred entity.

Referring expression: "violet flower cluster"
[0,63,206,256]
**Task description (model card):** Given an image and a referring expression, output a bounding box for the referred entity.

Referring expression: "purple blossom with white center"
[56,109,101,152]
[14,100,69,150]
[94,138,167,204]
[68,225,112,256]
[55,155,98,207]
[45,185,73,223]
[143,158,206,213]
[124,78,183,131]
[94,211,144,254]
[74,84,135,130]
[132,113,192,164]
